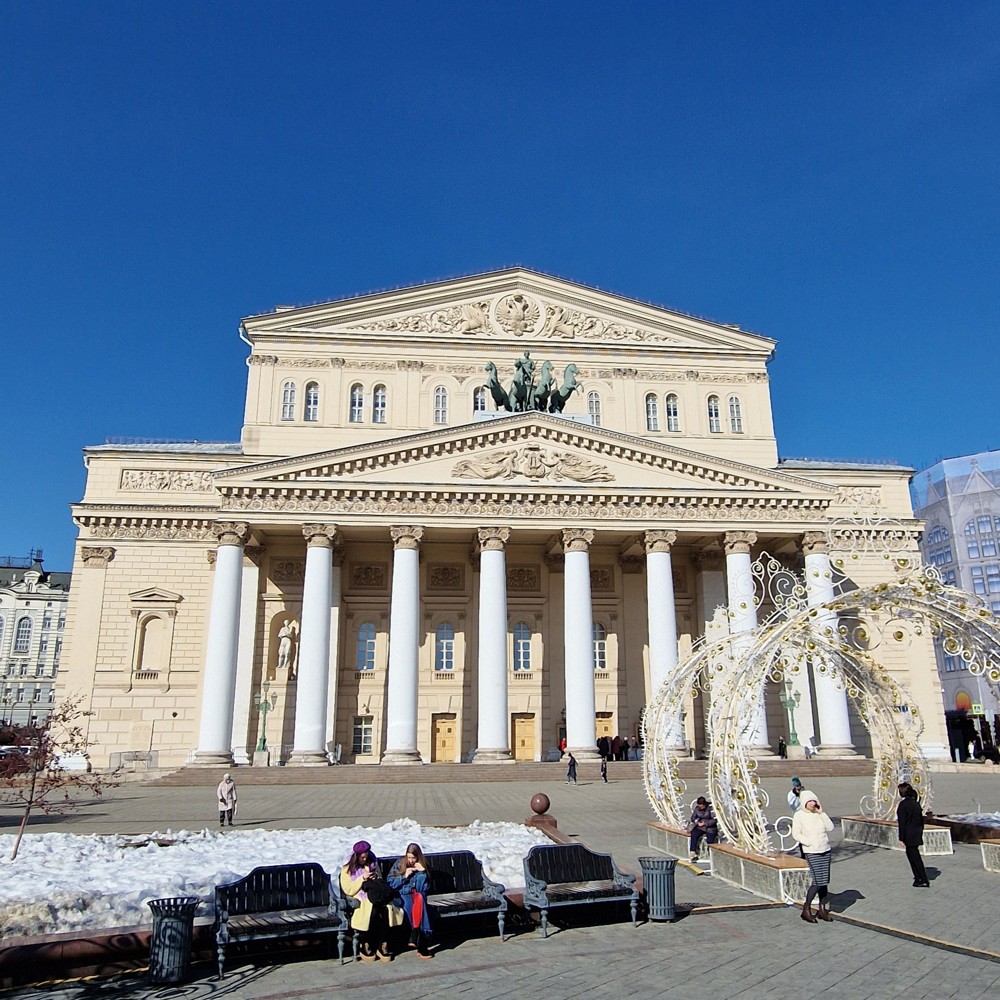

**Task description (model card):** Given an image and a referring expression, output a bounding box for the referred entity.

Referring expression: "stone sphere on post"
[530,792,550,815]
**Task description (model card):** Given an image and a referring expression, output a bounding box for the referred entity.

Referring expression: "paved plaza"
[2,769,1000,999]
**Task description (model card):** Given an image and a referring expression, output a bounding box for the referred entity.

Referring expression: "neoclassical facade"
[60,270,948,767]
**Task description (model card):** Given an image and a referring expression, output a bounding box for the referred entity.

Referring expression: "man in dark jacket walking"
[897,781,929,887]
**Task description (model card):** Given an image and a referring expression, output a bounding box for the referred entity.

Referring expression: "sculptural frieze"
[452,444,614,483]
[121,469,216,493]
[357,301,494,336]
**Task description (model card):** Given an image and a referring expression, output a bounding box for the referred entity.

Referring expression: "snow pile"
[0,818,549,938]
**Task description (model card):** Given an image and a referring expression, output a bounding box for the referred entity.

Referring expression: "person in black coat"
[897,781,929,887]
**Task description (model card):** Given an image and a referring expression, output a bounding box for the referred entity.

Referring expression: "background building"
[59,269,948,768]
[0,550,70,726]
[912,450,1000,759]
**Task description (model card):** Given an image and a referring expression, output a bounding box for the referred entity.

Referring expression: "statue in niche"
[483,353,581,414]
[276,619,299,677]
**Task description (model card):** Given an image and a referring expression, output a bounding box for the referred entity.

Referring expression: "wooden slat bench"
[338,850,507,957]
[522,843,639,938]
[214,862,345,978]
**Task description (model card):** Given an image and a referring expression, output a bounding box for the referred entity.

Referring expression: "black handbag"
[363,875,397,905]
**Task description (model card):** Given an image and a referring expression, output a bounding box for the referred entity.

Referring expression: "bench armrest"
[611,867,637,892]
[481,873,507,903]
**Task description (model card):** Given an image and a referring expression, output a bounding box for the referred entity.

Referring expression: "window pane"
[356,623,376,670]
[304,382,319,422]
[707,395,721,433]
[14,618,32,653]
[665,394,680,432]
[281,381,296,421]
[593,623,607,671]
[349,384,364,422]
[435,622,455,671]
[372,385,387,423]
[513,623,531,671]
[728,395,743,433]
[434,387,448,424]
[645,394,659,432]
[473,387,486,413]
[352,716,374,755]
[588,392,602,426]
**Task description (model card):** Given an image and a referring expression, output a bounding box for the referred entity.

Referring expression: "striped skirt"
[805,850,832,887]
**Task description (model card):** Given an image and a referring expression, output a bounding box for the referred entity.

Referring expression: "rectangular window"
[34,663,44,677]
[943,570,957,585]
[971,567,986,595]
[982,538,997,558]
[968,541,980,559]
[352,716,374,755]
[987,564,1000,593]
[57,615,65,631]
[978,515,992,534]
[42,614,52,630]
[38,636,48,655]
[54,638,62,659]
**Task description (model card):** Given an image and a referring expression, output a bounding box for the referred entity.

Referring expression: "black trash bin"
[639,856,677,922]
[148,896,200,983]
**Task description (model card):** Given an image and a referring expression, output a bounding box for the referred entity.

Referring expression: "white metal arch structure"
[644,560,1000,856]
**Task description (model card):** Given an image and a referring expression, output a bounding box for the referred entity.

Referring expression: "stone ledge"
[709,843,810,903]
[647,821,709,863]
[841,815,953,856]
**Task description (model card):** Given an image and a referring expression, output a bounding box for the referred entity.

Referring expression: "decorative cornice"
[723,530,757,555]
[75,517,219,541]
[643,530,677,554]
[390,526,424,550]
[80,546,115,567]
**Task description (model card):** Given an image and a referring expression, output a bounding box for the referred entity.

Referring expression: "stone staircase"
[144,756,875,786]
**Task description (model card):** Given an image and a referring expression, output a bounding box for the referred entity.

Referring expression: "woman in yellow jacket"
[340,840,404,961]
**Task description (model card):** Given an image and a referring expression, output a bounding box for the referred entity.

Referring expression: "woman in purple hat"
[340,840,404,961]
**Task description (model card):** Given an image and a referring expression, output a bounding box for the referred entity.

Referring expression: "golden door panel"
[431,713,457,762]
[512,713,535,761]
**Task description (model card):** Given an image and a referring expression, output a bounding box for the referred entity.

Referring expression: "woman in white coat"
[791,794,834,923]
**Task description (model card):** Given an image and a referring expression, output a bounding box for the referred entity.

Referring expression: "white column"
[382,526,424,764]
[324,549,344,760]
[195,522,249,765]
[563,528,600,761]
[645,530,684,748]
[290,524,339,765]
[724,531,772,754]
[473,527,513,762]
[230,546,263,766]
[803,531,855,755]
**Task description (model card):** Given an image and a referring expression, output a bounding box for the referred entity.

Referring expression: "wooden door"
[512,714,535,761]
[431,714,457,762]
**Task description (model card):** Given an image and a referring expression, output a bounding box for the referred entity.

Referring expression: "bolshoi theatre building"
[60,269,948,768]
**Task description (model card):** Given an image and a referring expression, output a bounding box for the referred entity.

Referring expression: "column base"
[567,747,602,762]
[191,750,234,766]
[380,749,424,765]
[471,748,513,763]
[817,744,856,757]
[287,750,331,766]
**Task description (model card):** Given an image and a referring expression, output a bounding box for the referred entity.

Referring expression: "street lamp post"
[780,680,801,747]
[254,681,278,754]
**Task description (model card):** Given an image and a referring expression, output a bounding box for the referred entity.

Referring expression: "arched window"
[304,382,319,422]
[473,387,486,413]
[593,623,608,671]
[665,393,680,432]
[435,623,455,671]
[588,391,602,427]
[707,395,721,433]
[135,616,166,676]
[349,383,364,423]
[513,622,532,672]
[728,395,743,433]
[965,520,977,536]
[13,617,32,654]
[645,393,659,432]
[434,386,449,424]
[356,622,376,671]
[372,384,387,423]
[280,380,296,421]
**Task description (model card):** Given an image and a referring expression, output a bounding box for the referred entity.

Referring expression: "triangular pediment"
[241,268,775,357]
[216,413,835,501]
[129,587,183,604]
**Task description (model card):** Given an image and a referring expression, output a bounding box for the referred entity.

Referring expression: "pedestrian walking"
[217,772,238,827]
[897,781,930,887]
[566,752,577,784]
[778,736,787,759]
[600,757,608,783]
[791,794,834,923]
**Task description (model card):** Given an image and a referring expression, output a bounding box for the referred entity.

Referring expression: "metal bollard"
[148,896,200,983]
[638,857,677,922]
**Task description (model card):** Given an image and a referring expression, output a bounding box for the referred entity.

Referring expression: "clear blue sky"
[2,2,998,571]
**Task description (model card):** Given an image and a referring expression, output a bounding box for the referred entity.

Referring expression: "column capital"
[80,546,115,568]
[643,530,677,555]
[390,526,424,550]
[477,526,511,552]
[723,530,757,555]
[212,521,250,547]
[302,523,340,548]
[562,528,595,553]
[801,531,828,555]
[693,547,724,571]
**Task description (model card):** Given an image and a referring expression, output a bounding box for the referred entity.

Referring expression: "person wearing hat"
[340,841,404,961]
[216,773,237,828]
[787,776,807,812]
[897,782,930,887]
[791,794,835,923]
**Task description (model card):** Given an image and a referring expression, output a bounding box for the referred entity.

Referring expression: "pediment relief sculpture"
[452,444,614,483]
[352,291,681,345]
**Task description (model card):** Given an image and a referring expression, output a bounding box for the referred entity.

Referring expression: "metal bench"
[214,862,345,977]
[338,850,507,958]
[522,843,639,938]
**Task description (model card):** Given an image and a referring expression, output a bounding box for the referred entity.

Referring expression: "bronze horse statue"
[548,363,580,413]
